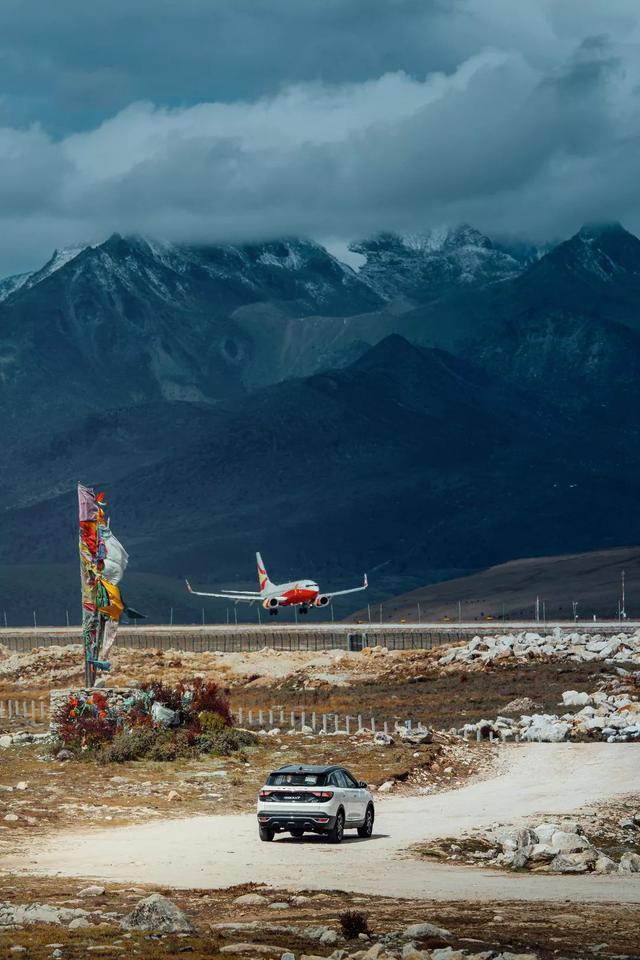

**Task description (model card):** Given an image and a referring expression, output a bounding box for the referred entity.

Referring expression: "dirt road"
[10,743,640,901]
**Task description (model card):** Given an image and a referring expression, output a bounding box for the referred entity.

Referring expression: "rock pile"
[439,629,640,668]
[430,818,640,875]
[459,688,640,742]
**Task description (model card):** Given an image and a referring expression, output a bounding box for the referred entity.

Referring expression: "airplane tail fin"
[256,552,273,593]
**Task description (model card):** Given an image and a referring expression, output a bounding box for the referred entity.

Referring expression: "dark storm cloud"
[1,0,640,274]
[0,0,456,133]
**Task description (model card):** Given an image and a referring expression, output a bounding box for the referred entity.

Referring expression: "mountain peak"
[539,221,640,280]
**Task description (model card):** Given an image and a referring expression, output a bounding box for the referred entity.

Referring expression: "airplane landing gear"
[300,605,309,615]
[269,608,278,616]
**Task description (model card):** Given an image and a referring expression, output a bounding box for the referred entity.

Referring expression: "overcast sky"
[1,0,640,275]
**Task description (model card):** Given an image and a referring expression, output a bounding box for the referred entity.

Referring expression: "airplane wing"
[185,579,261,602]
[325,574,368,599]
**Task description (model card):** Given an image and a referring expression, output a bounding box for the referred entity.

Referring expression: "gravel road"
[11,743,640,902]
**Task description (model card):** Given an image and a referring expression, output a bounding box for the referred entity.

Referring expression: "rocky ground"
[2,631,640,958]
[1,879,639,960]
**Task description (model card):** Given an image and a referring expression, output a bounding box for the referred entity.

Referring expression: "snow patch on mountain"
[350,224,522,301]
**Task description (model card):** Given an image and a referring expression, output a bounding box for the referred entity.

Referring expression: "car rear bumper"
[257,811,337,834]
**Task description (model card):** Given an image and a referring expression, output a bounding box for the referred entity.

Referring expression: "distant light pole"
[458,600,461,623]
[572,601,578,622]
[621,569,627,619]
[417,602,421,625]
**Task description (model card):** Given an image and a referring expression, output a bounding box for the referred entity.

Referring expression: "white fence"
[0,699,49,722]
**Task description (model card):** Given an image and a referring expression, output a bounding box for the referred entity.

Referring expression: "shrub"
[98,728,156,763]
[339,910,370,940]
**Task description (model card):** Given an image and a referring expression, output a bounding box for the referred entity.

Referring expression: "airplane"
[186,552,368,615]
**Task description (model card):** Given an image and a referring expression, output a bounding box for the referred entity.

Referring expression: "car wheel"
[259,825,274,841]
[357,805,374,838]
[290,828,304,838]
[327,809,345,844]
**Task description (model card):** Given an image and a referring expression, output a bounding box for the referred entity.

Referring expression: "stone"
[3,814,18,822]
[378,781,394,793]
[594,855,618,874]
[14,782,28,791]
[9,948,27,955]
[0,735,12,749]
[68,917,91,929]
[511,850,530,870]
[281,954,296,960]
[167,790,183,802]
[532,823,560,844]
[398,726,433,745]
[550,831,591,853]
[431,950,465,960]
[220,947,275,955]
[373,733,394,747]
[550,853,591,873]
[561,691,592,706]
[525,843,557,862]
[402,922,452,940]
[0,902,89,926]
[121,894,196,933]
[619,852,640,873]
[233,893,269,906]
[269,903,290,910]
[78,885,106,897]
[362,945,384,960]
[56,749,74,762]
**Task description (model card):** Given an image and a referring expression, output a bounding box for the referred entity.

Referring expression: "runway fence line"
[0,629,460,654]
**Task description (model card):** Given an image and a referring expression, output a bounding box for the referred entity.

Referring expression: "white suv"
[257,763,375,843]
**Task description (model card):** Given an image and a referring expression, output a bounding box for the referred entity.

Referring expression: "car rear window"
[267,772,328,786]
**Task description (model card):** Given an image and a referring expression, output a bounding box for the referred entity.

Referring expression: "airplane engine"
[314,594,330,607]
[263,597,280,609]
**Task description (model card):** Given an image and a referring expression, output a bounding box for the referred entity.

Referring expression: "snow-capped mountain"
[350,224,522,301]
[0,244,93,302]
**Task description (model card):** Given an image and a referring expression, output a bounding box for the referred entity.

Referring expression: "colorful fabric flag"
[78,484,98,521]
[101,527,129,585]
[78,482,136,686]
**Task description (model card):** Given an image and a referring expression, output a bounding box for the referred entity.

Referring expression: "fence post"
[311,711,316,731]
[258,710,264,727]
[357,714,363,731]
[280,708,285,726]
[383,720,388,735]
[301,710,306,729]
[269,709,274,727]
[248,710,254,726]
[290,710,295,729]
[345,716,351,735]
[334,714,339,733]
[237,707,243,725]
[371,717,375,733]
[322,714,328,733]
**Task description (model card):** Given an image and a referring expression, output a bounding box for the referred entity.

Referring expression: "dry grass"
[0,877,638,958]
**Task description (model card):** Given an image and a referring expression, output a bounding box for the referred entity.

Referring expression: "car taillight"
[259,789,272,799]
[311,791,334,801]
